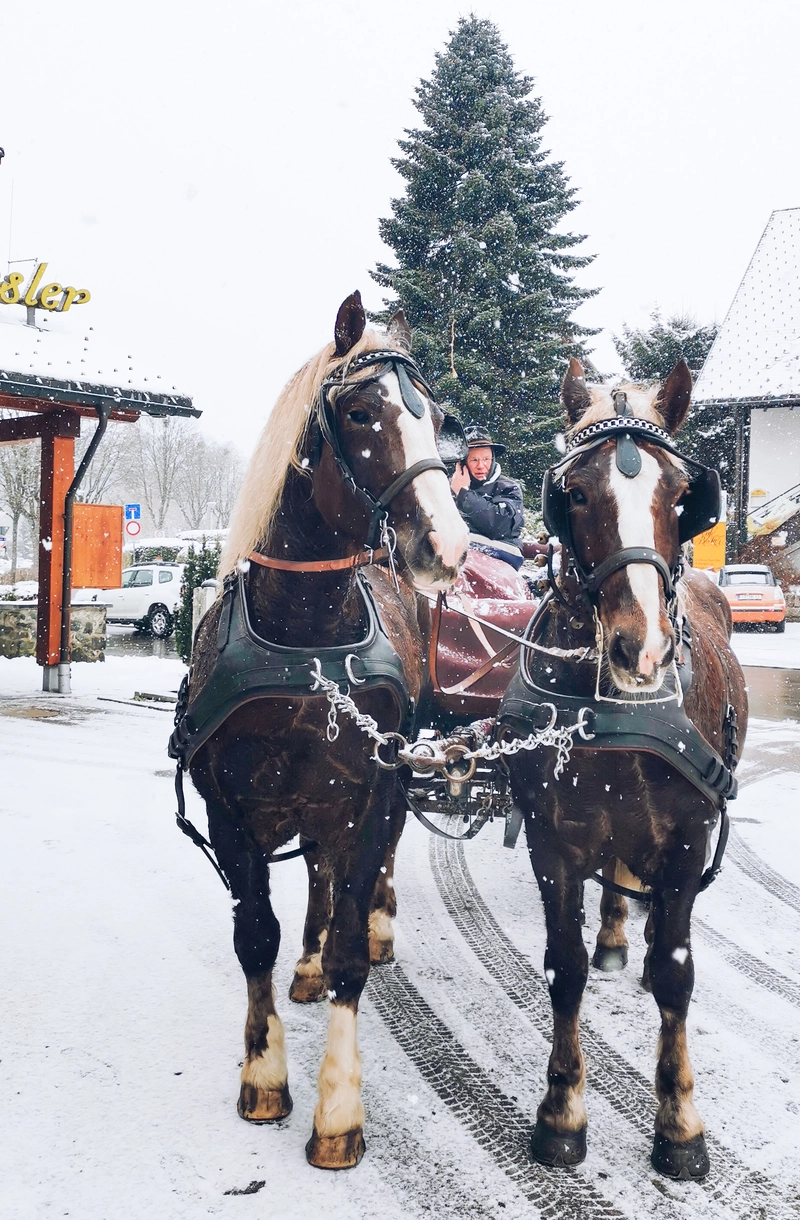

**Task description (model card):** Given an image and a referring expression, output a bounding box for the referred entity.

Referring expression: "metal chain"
[310,658,392,746]
[461,721,585,781]
[310,658,588,780]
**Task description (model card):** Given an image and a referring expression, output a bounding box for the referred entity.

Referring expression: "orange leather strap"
[246,547,388,573]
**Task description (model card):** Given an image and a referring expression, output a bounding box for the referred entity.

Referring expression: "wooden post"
[36,414,80,686]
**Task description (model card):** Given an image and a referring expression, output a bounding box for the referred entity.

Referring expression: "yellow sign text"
[0,263,91,312]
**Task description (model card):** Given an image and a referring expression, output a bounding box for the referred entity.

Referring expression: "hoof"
[651,1132,709,1180]
[305,1127,366,1170]
[592,944,628,972]
[530,1119,587,1167]
[369,941,395,966]
[289,973,327,1004]
[237,1082,293,1123]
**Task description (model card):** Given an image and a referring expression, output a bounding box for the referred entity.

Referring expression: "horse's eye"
[569,487,587,505]
[347,409,370,425]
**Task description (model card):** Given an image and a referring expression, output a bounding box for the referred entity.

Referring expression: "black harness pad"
[169,571,411,769]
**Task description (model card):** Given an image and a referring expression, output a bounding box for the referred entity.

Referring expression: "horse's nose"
[426,525,468,575]
[610,631,674,679]
[610,631,642,675]
[410,529,466,585]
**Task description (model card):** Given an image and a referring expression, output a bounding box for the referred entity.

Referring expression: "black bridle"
[316,348,462,549]
[542,396,722,612]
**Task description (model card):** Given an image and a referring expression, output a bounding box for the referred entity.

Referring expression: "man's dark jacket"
[455,464,525,542]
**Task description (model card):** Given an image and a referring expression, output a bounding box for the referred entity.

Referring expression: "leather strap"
[580,546,677,601]
[247,547,388,573]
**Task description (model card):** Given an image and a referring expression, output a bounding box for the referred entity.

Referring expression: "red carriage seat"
[429,546,538,719]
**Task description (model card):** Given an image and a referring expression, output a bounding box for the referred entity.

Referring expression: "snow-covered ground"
[1,649,799,1219]
[729,620,800,669]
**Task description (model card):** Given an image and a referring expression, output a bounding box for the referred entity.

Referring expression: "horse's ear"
[334,291,366,357]
[387,309,412,353]
[562,358,592,425]
[656,359,693,434]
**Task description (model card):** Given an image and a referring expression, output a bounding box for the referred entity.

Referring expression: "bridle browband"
[315,348,450,550]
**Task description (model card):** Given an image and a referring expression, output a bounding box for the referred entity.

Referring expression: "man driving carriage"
[449,426,525,564]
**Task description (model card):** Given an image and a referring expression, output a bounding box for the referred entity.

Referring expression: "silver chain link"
[311,658,392,745]
[310,659,589,779]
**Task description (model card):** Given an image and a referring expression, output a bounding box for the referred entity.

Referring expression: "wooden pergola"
[0,366,198,692]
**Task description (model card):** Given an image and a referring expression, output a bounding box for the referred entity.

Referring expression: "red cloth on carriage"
[430,546,538,719]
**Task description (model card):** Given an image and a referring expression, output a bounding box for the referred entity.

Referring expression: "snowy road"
[1,633,800,1219]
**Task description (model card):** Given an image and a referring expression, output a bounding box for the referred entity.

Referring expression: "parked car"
[104,562,184,638]
[716,563,786,632]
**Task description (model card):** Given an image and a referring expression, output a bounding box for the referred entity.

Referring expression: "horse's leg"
[648,885,709,1179]
[528,839,589,1167]
[592,858,629,972]
[306,788,404,1170]
[290,842,331,1003]
[207,806,291,1123]
[368,815,403,965]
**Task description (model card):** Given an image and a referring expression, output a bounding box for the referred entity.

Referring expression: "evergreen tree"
[371,16,598,495]
[613,310,720,471]
[613,310,717,381]
[174,539,220,664]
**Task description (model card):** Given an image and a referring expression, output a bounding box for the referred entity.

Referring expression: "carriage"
[168,293,745,1181]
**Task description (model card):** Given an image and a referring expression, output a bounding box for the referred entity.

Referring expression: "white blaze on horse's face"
[606,448,674,692]
[379,371,468,586]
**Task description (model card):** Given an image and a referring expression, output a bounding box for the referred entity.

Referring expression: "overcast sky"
[1,0,798,453]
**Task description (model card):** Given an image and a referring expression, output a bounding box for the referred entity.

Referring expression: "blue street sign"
[125,503,141,521]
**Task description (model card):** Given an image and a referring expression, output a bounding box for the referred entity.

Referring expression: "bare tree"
[211,442,244,528]
[0,439,41,582]
[174,433,215,529]
[75,421,130,504]
[131,415,190,534]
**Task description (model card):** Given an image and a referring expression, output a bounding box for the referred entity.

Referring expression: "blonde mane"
[220,326,396,577]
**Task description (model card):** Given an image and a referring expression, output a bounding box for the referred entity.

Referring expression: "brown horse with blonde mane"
[179,294,467,1169]
[502,359,747,1180]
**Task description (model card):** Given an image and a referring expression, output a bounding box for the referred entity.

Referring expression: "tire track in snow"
[366,961,625,1220]
[727,825,800,916]
[431,837,797,1220]
[692,918,800,1009]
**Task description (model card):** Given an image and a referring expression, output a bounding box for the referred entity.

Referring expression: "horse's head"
[549,358,711,695]
[310,292,468,589]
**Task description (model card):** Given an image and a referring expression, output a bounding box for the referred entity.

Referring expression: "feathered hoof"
[369,940,395,966]
[651,1132,709,1180]
[237,1082,293,1123]
[530,1119,587,1167]
[592,944,628,972]
[289,973,327,1004]
[305,1127,366,1170]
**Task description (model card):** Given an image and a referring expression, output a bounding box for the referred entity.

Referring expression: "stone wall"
[0,603,107,662]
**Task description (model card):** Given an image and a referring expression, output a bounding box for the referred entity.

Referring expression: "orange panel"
[72,504,124,588]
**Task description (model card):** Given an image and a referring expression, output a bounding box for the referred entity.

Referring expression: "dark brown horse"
[503,360,747,1179]
[184,293,468,1169]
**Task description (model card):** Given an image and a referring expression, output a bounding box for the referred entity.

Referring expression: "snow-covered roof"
[0,305,197,419]
[694,208,800,405]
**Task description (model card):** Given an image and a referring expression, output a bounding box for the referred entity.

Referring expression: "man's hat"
[464,425,506,456]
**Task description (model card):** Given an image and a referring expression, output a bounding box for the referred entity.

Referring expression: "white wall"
[749,406,800,504]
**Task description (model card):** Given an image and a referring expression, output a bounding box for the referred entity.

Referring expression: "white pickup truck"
[104,562,184,638]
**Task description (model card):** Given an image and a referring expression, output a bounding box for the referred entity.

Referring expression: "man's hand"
[450,462,470,494]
